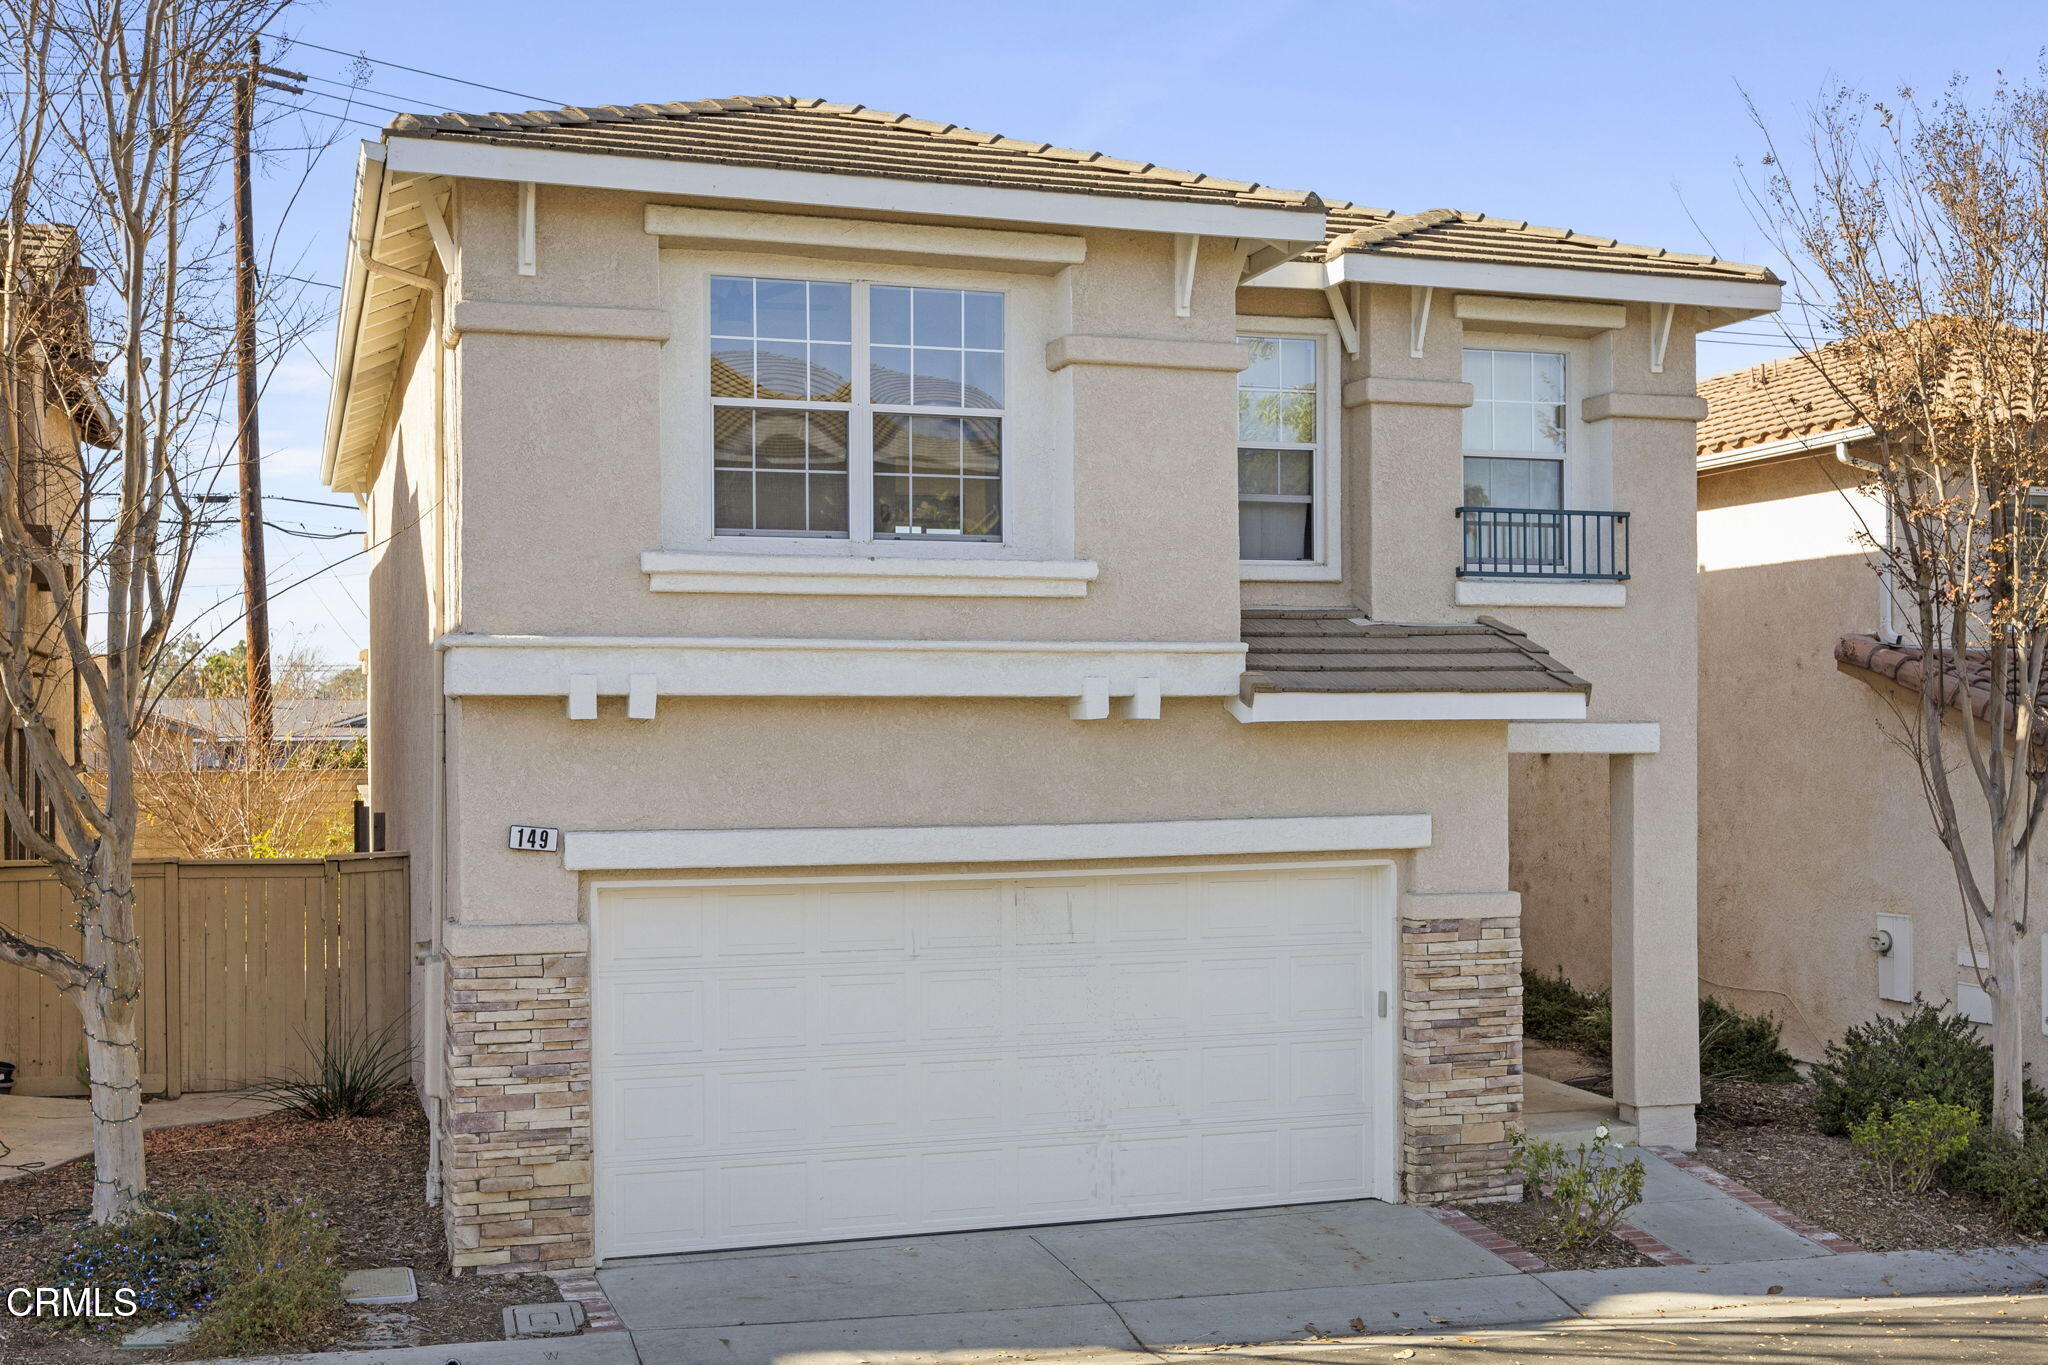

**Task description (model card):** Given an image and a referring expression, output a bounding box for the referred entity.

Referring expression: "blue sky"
[230,0,2036,665]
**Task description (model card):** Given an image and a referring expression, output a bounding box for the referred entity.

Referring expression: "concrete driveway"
[596,1199,1562,1363]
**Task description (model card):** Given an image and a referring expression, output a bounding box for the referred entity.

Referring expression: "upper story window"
[711,275,1005,541]
[1237,333,1321,563]
[1462,348,1566,509]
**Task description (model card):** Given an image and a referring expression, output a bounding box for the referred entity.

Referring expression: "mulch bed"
[0,1088,562,1362]
[1451,1199,1656,1272]
[1695,1078,2021,1252]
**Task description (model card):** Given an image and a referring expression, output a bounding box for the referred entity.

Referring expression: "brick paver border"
[1651,1146,1868,1254]
[1609,1218,1696,1266]
[546,1270,625,1333]
[1420,1204,1554,1272]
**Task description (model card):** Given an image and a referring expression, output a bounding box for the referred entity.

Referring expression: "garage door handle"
[1377,990,1388,1019]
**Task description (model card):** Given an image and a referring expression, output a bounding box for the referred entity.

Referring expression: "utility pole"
[231,35,271,762]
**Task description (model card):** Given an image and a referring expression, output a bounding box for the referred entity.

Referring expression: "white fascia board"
[562,812,1433,872]
[641,552,1099,598]
[439,634,1246,699]
[382,136,1327,243]
[1696,425,1875,473]
[320,142,389,491]
[1322,253,1782,313]
[1228,690,1589,723]
[1507,721,1661,754]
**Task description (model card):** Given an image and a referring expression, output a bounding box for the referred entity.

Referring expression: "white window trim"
[1458,332,1609,584]
[1236,314,1342,582]
[659,250,1073,571]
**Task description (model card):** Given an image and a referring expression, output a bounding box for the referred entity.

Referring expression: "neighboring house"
[1687,346,2048,1066]
[321,94,1780,1272]
[0,225,108,860]
[137,698,368,768]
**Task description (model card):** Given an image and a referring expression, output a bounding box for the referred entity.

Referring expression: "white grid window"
[1462,348,1566,509]
[710,275,1005,541]
[1237,335,1319,562]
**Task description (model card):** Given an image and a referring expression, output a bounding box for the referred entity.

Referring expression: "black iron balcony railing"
[1455,506,1631,581]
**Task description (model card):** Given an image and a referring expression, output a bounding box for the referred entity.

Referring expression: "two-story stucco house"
[320,95,1781,1272]
[1690,348,2048,1067]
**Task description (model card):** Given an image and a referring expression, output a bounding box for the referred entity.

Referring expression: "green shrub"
[1850,1098,1979,1193]
[1521,968,1613,1059]
[1698,996,1801,1083]
[1944,1128,2048,1235]
[252,1013,412,1119]
[41,1194,232,1327]
[184,1198,343,1357]
[1510,1125,1645,1247]
[1810,1001,2048,1136]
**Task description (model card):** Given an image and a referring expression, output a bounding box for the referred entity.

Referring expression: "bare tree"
[1754,75,2048,1137]
[0,0,302,1220]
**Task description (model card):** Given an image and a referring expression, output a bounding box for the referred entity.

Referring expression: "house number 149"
[508,825,560,852]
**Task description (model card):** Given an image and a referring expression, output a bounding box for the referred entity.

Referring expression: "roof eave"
[1696,423,1876,473]
[320,142,390,494]
[380,134,1328,244]
[1246,250,1782,313]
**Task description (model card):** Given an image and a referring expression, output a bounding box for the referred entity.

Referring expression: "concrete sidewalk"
[0,1091,273,1178]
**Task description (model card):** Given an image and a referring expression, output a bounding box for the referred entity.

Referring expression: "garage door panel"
[595,865,1392,1256]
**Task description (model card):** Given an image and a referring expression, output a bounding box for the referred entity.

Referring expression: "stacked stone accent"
[1400,915,1522,1203]
[443,954,595,1271]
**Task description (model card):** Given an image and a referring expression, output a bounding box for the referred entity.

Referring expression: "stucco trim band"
[1342,376,1473,409]
[1044,334,1250,373]
[1581,392,1711,423]
[1450,294,1627,335]
[639,551,1098,597]
[448,299,673,343]
[560,813,1432,871]
[644,204,1087,272]
[1228,690,1589,723]
[439,634,1246,700]
[1455,580,1626,608]
[1506,721,1661,754]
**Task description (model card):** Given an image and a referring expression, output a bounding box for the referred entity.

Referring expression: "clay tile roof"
[1697,345,1864,457]
[1239,609,1590,699]
[1837,634,2048,741]
[386,95,1322,213]
[1302,201,1778,287]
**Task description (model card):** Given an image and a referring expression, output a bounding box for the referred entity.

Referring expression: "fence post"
[160,860,184,1100]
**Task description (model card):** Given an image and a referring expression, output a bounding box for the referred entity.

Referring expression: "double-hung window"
[1462,347,1567,568]
[1237,334,1321,563]
[710,274,1005,542]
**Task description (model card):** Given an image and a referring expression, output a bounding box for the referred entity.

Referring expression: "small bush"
[1521,969,1613,1059]
[1944,1128,2048,1235]
[1510,1125,1645,1247]
[1850,1098,1979,1193]
[1698,996,1801,1083]
[1810,1001,2048,1136]
[183,1198,343,1357]
[42,1194,232,1327]
[252,1013,412,1119]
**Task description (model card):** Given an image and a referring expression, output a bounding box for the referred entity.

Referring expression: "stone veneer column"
[442,954,595,1271]
[1400,915,1523,1202]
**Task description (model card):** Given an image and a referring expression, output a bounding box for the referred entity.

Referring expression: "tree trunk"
[1990,912,2029,1139]
[79,861,145,1220]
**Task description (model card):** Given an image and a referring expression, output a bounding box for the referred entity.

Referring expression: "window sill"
[1240,561,1342,583]
[642,550,1099,598]
[1454,579,1626,608]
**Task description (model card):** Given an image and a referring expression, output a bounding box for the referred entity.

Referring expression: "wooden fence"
[0,854,409,1096]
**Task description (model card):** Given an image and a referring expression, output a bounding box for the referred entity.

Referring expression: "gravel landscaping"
[1695,1077,2023,1252]
[0,1088,564,1361]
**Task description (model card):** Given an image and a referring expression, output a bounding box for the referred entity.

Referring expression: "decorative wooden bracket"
[518,181,538,277]
[1649,302,1675,374]
[1172,234,1200,317]
[1409,286,1434,359]
[1324,283,1360,360]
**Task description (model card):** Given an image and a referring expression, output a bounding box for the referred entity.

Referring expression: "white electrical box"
[1875,913,1914,1002]
[1957,945,1993,1024]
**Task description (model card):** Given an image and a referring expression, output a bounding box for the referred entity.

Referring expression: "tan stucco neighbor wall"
[350,170,1725,1264]
[1692,452,2048,1065]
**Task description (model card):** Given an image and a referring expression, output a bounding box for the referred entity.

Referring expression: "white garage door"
[592,862,1395,1258]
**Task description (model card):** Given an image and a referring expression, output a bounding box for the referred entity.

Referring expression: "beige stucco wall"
[1690,451,2048,1064]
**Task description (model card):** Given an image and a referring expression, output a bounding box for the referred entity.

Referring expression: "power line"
[269,35,566,107]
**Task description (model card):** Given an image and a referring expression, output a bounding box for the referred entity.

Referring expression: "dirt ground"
[1696,1078,2023,1252]
[1453,1197,1658,1271]
[0,1090,563,1361]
